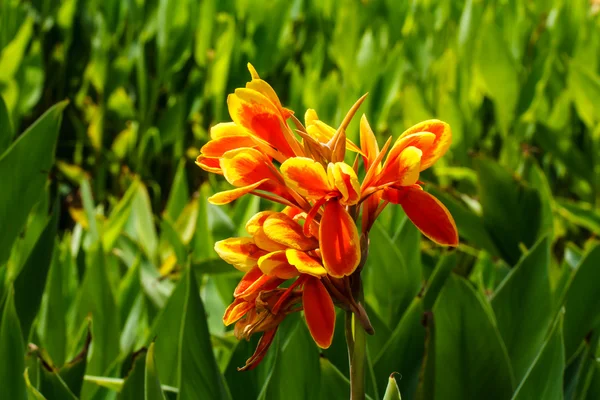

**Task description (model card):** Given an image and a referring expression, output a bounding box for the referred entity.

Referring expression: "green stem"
[347,312,367,400]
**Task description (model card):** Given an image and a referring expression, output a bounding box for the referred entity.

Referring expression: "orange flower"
[360,119,458,246]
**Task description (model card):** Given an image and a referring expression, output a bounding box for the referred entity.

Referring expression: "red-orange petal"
[201,135,256,157]
[245,211,278,236]
[234,266,283,299]
[263,213,319,251]
[238,328,279,371]
[228,89,296,157]
[327,162,360,205]
[384,186,458,246]
[319,200,361,277]
[195,155,222,174]
[303,277,335,349]
[223,298,254,326]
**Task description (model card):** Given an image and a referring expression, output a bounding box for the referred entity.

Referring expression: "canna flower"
[217,211,336,370]
[197,63,459,371]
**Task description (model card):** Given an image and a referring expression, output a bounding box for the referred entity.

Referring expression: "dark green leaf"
[0,94,13,154]
[118,349,146,400]
[0,101,67,266]
[433,275,514,399]
[0,287,27,400]
[145,343,166,400]
[491,236,554,381]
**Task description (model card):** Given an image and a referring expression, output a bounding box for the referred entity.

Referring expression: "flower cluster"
[197,64,458,370]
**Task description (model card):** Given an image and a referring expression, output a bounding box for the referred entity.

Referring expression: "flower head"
[198,64,458,370]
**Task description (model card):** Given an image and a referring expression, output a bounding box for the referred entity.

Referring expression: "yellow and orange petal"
[209,122,248,139]
[220,148,280,187]
[253,227,289,252]
[303,277,336,349]
[233,266,283,299]
[258,251,300,279]
[285,249,327,277]
[383,186,458,246]
[360,114,379,171]
[201,135,256,157]
[223,298,254,326]
[280,157,332,199]
[396,120,451,171]
[319,200,361,277]
[246,211,279,236]
[327,162,360,205]
[195,155,222,174]
[214,238,267,272]
[263,213,319,251]
[208,179,269,205]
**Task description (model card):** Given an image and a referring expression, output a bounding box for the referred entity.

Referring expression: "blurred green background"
[1,0,600,399]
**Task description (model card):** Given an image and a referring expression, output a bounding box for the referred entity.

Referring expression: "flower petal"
[228,88,297,157]
[286,249,327,277]
[360,114,380,171]
[213,237,267,272]
[319,200,361,277]
[258,251,300,279]
[327,162,361,205]
[263,213,319,251]
[253,227,289,252]
[384,186,458,246]
[208,179,269,205]
[397,120,452,171]
[280,157,332,200]
[201,135,256,157]
[238,328,279,371]
[246,211,278,236]
[220,148,280,187]
[209,122,248,139]
[380,132,435,184]
[303,277,335,349]
[234,266,283,298]
[223,298,254,326]
[393,146,422,187]
[195,155,222,174]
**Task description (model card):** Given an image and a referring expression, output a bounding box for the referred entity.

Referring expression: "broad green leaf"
[14,207,58,339]
[568,59,600,128]
[422,252,457,311]
[476,158,541,265]
[194,0,215,67]
[562,244,600,358]
[558,200,600,236]
[125,183,159,261]
[433,275,514,399]
[511,313,565,400]
[318,358,350,400]
[80,179,99,244]
[364,222,419,328]
[145,343,166,400]
[192,185,214,261]
[263,318,321,400]
[37,353,79,400]
[59,329,91,398]
[382,375,402,400]
[0,287,27,400]
[178,267,231,400]
[373,298,425,400]
[491,236,554,382]
[76,246,120,396]
[0,101,67,266]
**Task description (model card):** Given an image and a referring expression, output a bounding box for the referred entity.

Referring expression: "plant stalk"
[347,311,367,400]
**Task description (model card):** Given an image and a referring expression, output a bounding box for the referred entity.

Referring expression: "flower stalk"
[348,311,367,400]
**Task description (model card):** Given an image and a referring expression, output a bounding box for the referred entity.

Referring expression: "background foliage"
[1,0,600,398]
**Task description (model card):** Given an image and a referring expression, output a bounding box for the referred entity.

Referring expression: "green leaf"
[0,287,27,400]
[568,59,600,128]
[373,298,425,399]
[382,375,402,400]
[146,343,166,400]
[0,101,67,266]
[118,349,146,400]
[318,357,350,400]
[433,275,514,399]
[80,179,99,243]
[38,356,79,400]
[75,246,120,395]
[192,184,215,261]
[178,267,231,400]
[85,375,179,396]
[24,368,47,400]
[511,313,565,400]
[491,236,554,382]
[422,252,457,311]
[125,183,159,261]
[364,222,419,328]
[562,244,600,358]
[103,179,139,250]
[58,329,91,398]
[476,158,541,265]
[14,207,58,339]
[558,200,600,236]
[164,159,189,222]
[0,94,13,154]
